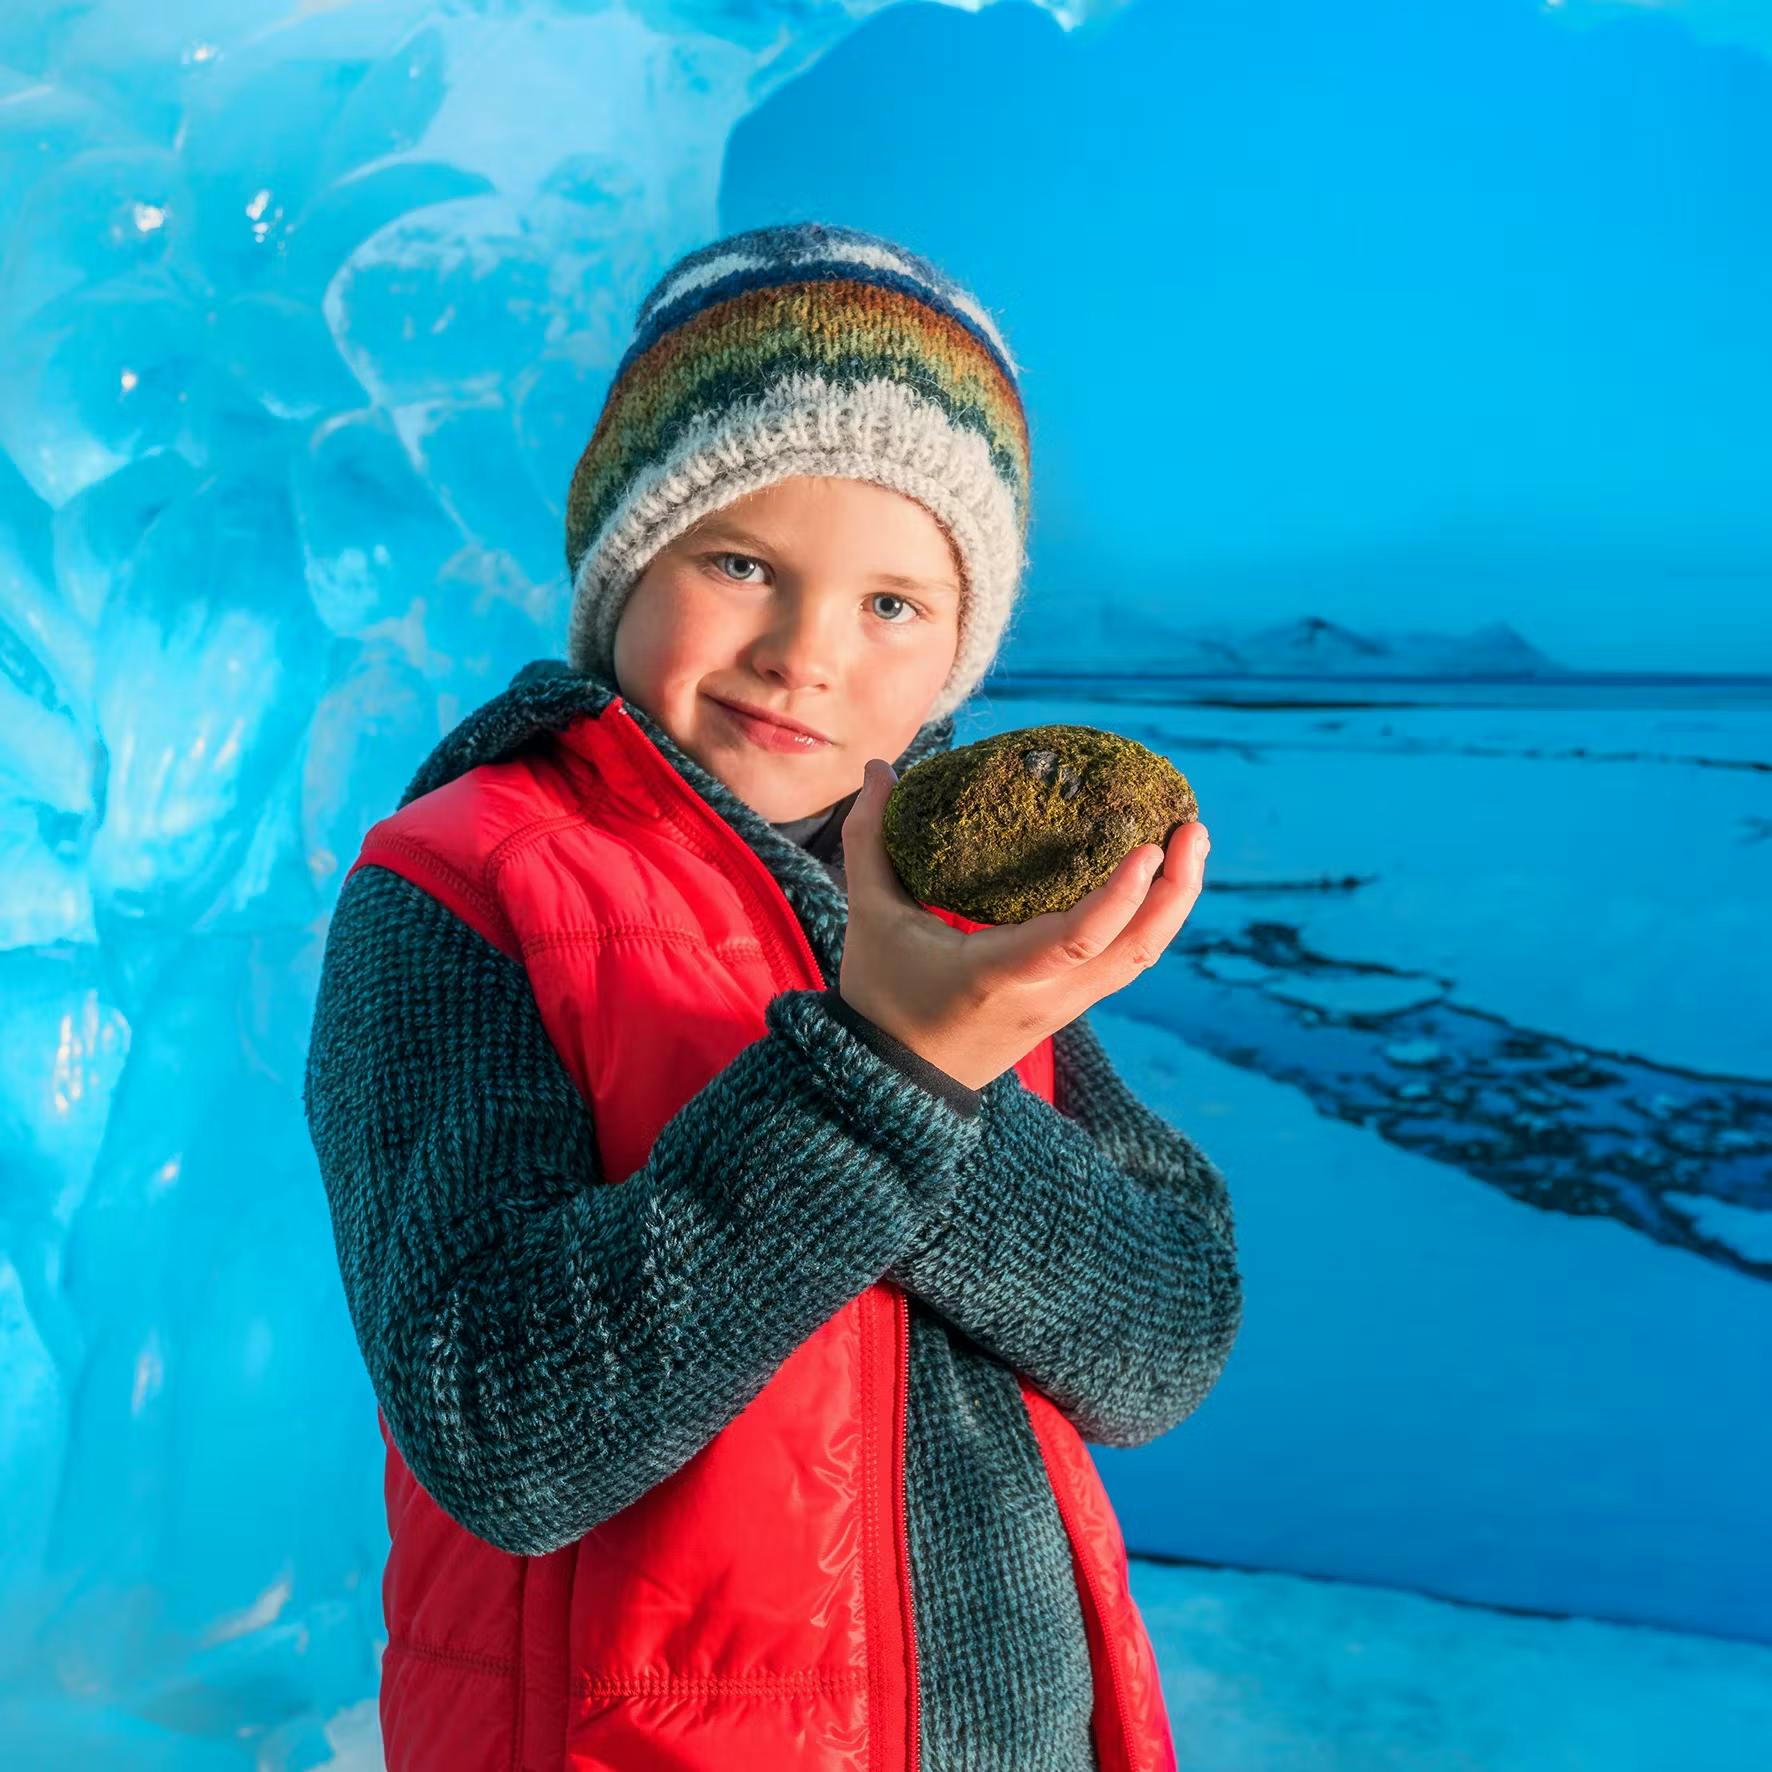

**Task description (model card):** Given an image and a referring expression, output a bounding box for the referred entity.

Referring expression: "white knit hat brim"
[565,372,1024,726]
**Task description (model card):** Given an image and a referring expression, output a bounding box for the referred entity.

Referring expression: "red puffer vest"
[346,692,1178,1771]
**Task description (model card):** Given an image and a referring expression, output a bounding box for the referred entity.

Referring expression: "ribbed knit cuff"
[764,988,983,1193]
[816,990,983,1121]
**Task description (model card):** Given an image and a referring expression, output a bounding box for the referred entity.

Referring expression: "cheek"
[621,575,699,666]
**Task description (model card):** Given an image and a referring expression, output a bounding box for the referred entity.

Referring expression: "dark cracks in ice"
[1134,921,1772,1284]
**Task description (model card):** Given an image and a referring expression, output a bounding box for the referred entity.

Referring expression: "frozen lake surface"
[965,674,1772,1273]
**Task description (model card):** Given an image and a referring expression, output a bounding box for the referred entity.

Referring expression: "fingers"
[1007,821,1210,981]
[1109,821,1209,968]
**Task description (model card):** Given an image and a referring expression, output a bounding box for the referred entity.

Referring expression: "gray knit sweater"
[303,658,1243,1772]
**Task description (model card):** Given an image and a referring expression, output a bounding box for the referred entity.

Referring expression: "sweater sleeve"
[818,987,984,1120]
[303,862,983,1557]
[885,1010,1243,1449]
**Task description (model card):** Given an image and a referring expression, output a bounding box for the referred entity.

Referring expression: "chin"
[744,779,836,823]
[734,765,838,821]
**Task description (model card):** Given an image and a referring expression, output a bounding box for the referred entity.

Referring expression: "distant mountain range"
[1011,613,1570,678]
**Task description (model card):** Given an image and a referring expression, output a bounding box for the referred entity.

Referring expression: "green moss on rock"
[881,723,1200,924]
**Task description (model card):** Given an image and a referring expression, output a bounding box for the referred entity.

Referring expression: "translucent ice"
[0,0,1114,1759]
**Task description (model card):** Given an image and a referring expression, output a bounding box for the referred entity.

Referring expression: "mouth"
[706,693,834,753]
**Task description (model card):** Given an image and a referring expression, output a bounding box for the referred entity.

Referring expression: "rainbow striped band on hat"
[563,221,1031,725]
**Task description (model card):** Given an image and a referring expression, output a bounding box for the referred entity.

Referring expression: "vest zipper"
[1040,1441,1136,1771]
[896,1285,920,1772]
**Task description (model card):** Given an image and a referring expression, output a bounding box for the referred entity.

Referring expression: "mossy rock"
[881,724,1199,925]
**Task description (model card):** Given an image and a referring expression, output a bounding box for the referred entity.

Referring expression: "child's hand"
[838,758,1210,1091]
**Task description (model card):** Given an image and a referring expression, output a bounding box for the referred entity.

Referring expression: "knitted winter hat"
[562,221,1031,725]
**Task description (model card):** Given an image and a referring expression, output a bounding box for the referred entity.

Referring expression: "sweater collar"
[395,657,955,982]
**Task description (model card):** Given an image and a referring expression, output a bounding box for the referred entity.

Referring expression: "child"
[303,221,1241,1772]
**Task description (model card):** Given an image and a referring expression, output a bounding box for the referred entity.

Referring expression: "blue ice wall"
[2,0,1766,1763]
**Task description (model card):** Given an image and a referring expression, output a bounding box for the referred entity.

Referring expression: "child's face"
[612,475,963,823]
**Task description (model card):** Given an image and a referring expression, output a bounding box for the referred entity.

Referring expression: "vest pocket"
[379,1634,520,1772]
[557,1301,881,1768]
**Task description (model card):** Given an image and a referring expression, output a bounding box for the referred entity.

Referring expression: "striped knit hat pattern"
[563,221,1032,725]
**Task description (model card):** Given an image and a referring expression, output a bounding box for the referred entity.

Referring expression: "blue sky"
[721,0,1770,672]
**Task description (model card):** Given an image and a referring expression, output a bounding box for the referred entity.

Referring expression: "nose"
[746,586,844,691]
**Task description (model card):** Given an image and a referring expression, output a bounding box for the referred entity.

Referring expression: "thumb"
[841,760,907,902]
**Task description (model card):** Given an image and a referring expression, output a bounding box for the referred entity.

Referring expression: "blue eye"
[870,592,923,625]
[702,554,927,624]
[711,552,766,583]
